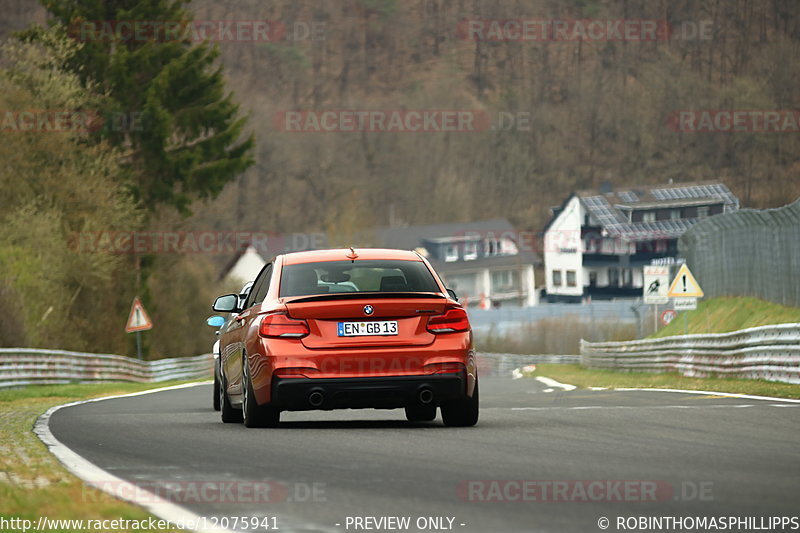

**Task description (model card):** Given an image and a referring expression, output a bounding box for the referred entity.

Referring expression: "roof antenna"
[346,246,358,263]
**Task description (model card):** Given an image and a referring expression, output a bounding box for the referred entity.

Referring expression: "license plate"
[337,321,398,337]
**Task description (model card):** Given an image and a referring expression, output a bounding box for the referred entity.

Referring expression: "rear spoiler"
[282,292,445,304]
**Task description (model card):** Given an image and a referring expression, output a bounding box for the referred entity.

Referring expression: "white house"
[223,245,267,285]
[220,233,329,285]
[375,219,540,307]
[543,181,739,302]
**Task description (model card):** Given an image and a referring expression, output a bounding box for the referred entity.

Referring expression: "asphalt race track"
[48,375,800,533]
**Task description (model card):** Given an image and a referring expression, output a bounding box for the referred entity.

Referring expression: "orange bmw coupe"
[211,248,478,428]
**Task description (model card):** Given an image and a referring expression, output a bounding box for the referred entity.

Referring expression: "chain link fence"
[679,198,800,307]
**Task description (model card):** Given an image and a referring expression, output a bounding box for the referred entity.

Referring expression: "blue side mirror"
[206,315,226,328]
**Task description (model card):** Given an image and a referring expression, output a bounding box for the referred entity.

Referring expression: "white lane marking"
[511,404,771,411]
[534,376,577,391]
[34,382,233,533]
[613,387,800,403]
[543,388,554,393]
[35,382,340,533]
[588,387,608,391]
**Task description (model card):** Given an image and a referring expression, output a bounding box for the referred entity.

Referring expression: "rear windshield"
[280,259,441,298]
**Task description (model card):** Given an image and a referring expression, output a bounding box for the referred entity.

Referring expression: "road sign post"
[126,297,153,360]
[653,303,658,333]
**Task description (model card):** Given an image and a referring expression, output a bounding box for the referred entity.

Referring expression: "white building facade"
[543,182,739,303]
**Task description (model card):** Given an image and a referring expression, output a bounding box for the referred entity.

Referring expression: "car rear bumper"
[271,372,467,411]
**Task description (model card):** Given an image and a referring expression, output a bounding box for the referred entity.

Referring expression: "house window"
[464,241,478,261]
[491,270,515,292]
[642,212,656,223]
[608,268,620,287]
[552,270,562,287]
[588,271,597,286]
[622,268,632,287]
[444,244,458,262]
[566,270,577,287]
[485,238,502,256]
[697,206,709,218]
[670,209,681,220]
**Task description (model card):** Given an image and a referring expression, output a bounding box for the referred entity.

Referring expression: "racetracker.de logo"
[83,480,326,504]
[0,110,102,133]
[273,110,493,133]
[457,19,675,41]
[457,480,697,502]
[67,19,325,43]
[68,231,327,255]
[667,110,800,133]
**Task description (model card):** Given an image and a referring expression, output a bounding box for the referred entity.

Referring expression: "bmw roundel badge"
[363,305,374,315]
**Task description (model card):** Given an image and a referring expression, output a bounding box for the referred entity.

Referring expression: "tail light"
[259,314,309,338]
[274,367,319,378]
[426,308,470,333]
[425,362,466,374]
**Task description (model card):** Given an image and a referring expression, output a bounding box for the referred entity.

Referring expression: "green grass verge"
[653,296,800,337]
[530,364,800,399]
[0,381,205,532]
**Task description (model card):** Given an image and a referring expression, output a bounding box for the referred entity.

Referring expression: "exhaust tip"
[308,390,324,407]
[418,388,434,405]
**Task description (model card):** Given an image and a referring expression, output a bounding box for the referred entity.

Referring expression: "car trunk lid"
[284,294,446,349]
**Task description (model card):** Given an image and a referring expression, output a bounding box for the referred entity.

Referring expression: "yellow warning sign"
[667,264,704,298]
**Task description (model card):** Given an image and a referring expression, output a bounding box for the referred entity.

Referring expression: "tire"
[405,404,437,422]
[220,370,243,423]
[242,357,280,428]
[441,379,479,427]
[212,360,221,411]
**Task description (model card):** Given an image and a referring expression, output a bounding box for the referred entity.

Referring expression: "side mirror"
[206,315,226,328]
[212,294,239,313]
[447,288,459,302]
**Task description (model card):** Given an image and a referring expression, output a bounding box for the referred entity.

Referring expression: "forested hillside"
[187,0,800,234]
[3,0,798,234]
[1,0,798,356]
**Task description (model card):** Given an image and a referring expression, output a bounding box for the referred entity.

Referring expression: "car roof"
[280,248,422,265]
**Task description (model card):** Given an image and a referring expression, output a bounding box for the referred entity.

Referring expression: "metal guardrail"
[0,348,213,389]
[581,323,800,384]
[0,349,570,386]
[477,353,580,376]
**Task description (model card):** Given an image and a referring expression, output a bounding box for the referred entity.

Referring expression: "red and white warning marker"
[125,297,153,333]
